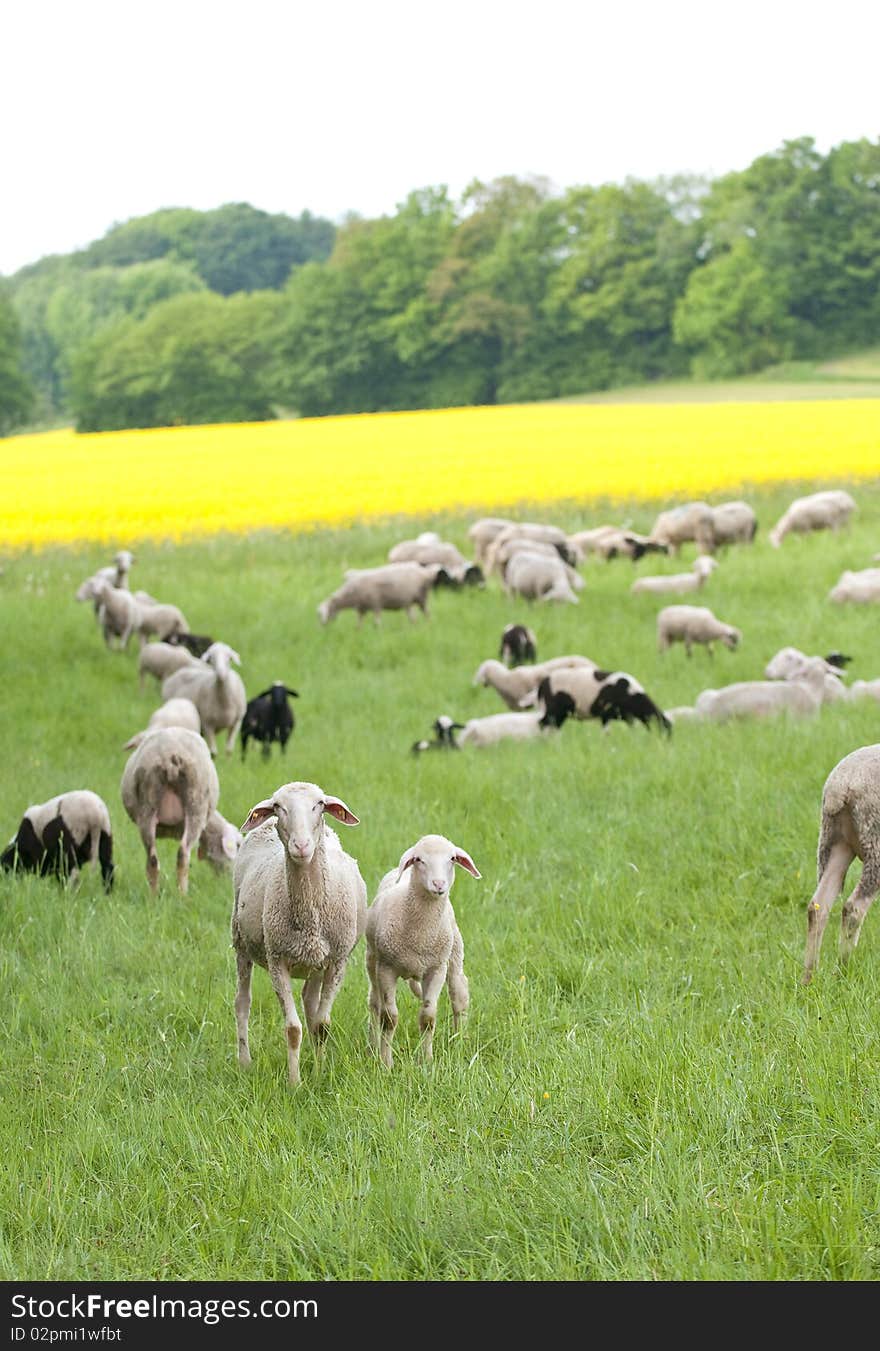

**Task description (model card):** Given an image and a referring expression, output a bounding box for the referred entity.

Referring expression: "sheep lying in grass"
[694,659,828,721]
[763,648,848,703]
[231,782,367,1085]
[121,728,240,893]
[631,556,718,596]
[411,715,463,754]
[123,698,202,750]
[318,562,440,626]
[657,605,741,657]
[710,501,758,548]
[473,656,595,710]
[850,680,880,704]
[457,690,576,745]
[500,623,537,666]
[366,835,479,1068]
[162,642,246,756]
[138,641,198,690]
[802,744,880,984]
[1,791,114,889]
[828,568,880,604]
[649,502,716,555]
[769,489,856,548]
[529,670,671,733]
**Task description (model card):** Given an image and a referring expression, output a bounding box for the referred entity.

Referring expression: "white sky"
[3,0,878,276]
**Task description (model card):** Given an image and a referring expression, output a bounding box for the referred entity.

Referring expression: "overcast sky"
[4,0,878,276]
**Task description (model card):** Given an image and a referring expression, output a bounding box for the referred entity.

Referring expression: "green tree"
[0,283,33,434]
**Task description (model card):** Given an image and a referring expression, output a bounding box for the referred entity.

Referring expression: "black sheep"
[168,632,215,658]
[241,683,299,759]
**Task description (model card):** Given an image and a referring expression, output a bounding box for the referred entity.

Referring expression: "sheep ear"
[122,732,145,751]
[240,800,276,834]
[322,796,359,826]
[223,827,242,859]
[396,845,419,882]
[452,849,481,879]
[229,649,242,666]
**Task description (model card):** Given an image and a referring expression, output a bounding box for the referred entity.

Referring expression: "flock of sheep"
[2,484,879,1082]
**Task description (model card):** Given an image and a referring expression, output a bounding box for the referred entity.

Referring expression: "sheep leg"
[802,841,853,983]
[446,931,469,1033]
[225,719,241,756]
[301,972,322,1042]
[204,725,218,756]
[407,605,418,623]
[234,953,253,1067]
[139,813,160,893]
[268,958,303,1086]
[685,638,692,658]
[372,608,382,627]
[366,949,382,1054]
[417,965,446,1065]
[375,963,399,1069]
[407,978,422,999]
[839,858,880,965]
[176,816,199,894]
[312,959,347,1056]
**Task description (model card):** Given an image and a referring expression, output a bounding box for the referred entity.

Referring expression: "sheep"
[710,501,758,548]
[763,648,848,703]
[231,781,367,1085]
[802,744,880,983]
[411,715,464,754]
[503,550,580,605]
[828,568,880,605]
[1,790,114,889]
[850,680,880,704]
[167,632,215,658]
[694,659,828,722]
[657,605,742,657]
[387,538,473,579]
[769,490,856,548]
[532,670,671,733]
[161,642,246,756]
[75,550,134,609]
[486,536,584,586]
[500,623,537,667]
[89,579,140,649]
[630,555,718,596]
[649,502,717,555]
[120,727,241,893]
[138,641,198,691]
[123,698,202,750]
[570,526,668,562]
[432,563,485,589]
[241,683,299,759]
[825,652,853,671]
[457,690,576,746]
[133,599,190,644]
[473,656,596,710]
[317,562,440,626]
[468,517,516,565]
[366,835,479,1067]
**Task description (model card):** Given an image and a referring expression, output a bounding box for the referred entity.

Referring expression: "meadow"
[3,477,880,1281]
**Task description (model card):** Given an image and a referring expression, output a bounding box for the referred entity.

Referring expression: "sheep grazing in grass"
[570,526,668,562]
[484,522,577,569]
[318,562,440,627]
[366,835,479,1068]
[473,656,595,710]
[694,659,828,722]
[388,537,482,585]
[500,623,537,667]
[123,697,202,750]
[530,670,671,733]
[649,502,716,556]
[709,501,758,548]
[763,648,848,703]
[657,605,741,657]
[468,518,516,565]
[121,728,241,893]
[167,632,215,658]
[231,782,367,1085]
[631,556,718,596]
[1,791,114,890]
[769,489,856,548]
[411,715,463,754]
[457,690,577,746]
[138,641,198,690]
[503,550,581,605]
[241,683,299,759]
[161,642,246,756]
[432,563,485,589]
[802,744,880,984]
[828,568,880,605]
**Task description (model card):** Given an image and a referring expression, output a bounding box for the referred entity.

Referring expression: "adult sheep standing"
[769,490,856,548]
[317,562,440,626]
[161,642,246,756]
[231,782,367,1085]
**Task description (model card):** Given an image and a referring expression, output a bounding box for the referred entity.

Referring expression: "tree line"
[1,137,878,434]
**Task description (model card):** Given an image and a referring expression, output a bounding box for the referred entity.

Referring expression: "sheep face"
[317,600,332,625]
[201,642,241,676]
[722,628,742,651]
[199,814,242,870]
[241,782,359,866]
[396,834,481,898]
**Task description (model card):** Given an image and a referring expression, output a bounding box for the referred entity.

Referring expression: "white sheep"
[694,659,828,721]
[318,562,439,626]
[503,550,580,604]
[120,727,241,893]
[138,641,198,691]
[473,656,596,710]
[802,744,880,984]
[631,556,718,596]
[123,698,202,750]
[763,648,848,704]
[649,502,716,555]
[710,501,758,548]
[388,538,471,577]
[850,680,880,704]
[769,490,856,548]
[828,568,880,605]
[133,599,190,644]
[657,605,741,656]
[161,642,246,756]
[1,790,114,889]
[569,526,667,562]
[365,835,479,1068]
[231,781,367,1085]
[457,690,576,746]
[89,578,140,649]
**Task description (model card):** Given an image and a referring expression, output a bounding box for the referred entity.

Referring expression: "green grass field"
[3,482,880,1280]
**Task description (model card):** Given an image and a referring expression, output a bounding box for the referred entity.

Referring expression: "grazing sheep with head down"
[631,556,718,596]
[657,605,741,657]
[231,781,367,1085]
[570,526,668,562]
[529,670,670,733]
[503,550,580,605]
[366,835,479,1068]
[1,791,114,890]
[500,623,537,667]
[802,744,880,984]
[649,502,716,556]
[161,642,246,756]
[769,490,856,548]
[709,501,758,548]
[763,648,848,703]
[318,562,439,626]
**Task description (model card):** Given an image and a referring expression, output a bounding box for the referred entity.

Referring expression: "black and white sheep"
[411,715,464,754]
[1,791,114,889]
[500,624,537,667]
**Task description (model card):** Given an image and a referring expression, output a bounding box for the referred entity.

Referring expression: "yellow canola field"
[2,400,879,549]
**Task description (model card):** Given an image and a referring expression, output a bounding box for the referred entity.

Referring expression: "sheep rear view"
[1,790,114,890]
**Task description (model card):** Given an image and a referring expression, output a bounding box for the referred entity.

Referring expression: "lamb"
[763,648,848,703]
[473,656,596,710]
[649,502,716,556]
[694,658,828,722]
[657,605,741,657]
[317,562,439,626]
[710,501,758,548]
[500,623,537,666]
[161,642,246,756]
[457,690,576,746]
[123,698,202,750]
[570,526,668,562]
[365,835,479,1068]
[802,745,880,984]
[531,670,670,733]
[630,556,718,596]
[138,641,198,690]
[1,790,114,889]
[503,550,580,605]
[167,632,216,658]
[411,715,464,754]
[241,683,299,759]
[769,490,856,548]
[828,568,880,604]
[121,727,241,893]
[231,781,367,1085]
